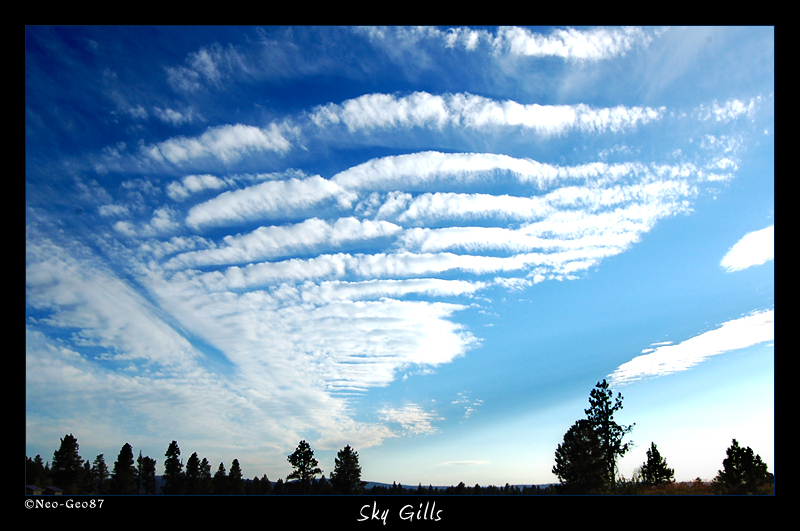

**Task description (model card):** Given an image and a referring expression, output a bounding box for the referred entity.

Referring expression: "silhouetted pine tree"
[553,419,605,494]
[286,440,322,495]
[162,441,184,494]
[184,452,201,495]
[111,443,136,495]
[91,454,109,494]
[139,454,157,495]
[640,442,675,486]
[213,462,229,494]
[712,439,773,494]
[199,457,212,494]
[228,459,244,495]
[330,445,364,494]
[51,434,83,494]
[584,379,634,487]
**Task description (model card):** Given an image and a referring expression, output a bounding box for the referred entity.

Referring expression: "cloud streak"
[608,309,774,386]
[185,175,357,228]
[311,92,664,136]
[720,225,774,272]
[357,26,658,62]
[144,123,293,165]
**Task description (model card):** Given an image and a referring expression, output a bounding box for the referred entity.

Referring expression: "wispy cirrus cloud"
[166,42,249,93]
[379,404,444,435]
[356,26,658,62]
[25,230,200,371]
[608,309,774,386]
[720,225,774,272]
[493,26,657,60]
[697,96,764,123]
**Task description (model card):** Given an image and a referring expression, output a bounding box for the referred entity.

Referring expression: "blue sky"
[25,26,773,487]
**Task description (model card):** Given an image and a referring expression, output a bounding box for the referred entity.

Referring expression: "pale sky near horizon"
[26,26,773,487]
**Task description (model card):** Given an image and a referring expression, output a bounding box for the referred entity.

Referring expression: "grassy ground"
[614,479,774,495]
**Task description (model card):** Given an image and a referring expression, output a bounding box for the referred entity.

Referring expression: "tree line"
[25,436,364,496]
[26,380,773,495]
[24,434,550,496]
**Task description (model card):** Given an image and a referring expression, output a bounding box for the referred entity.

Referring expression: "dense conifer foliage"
[286,440,322,495]
[640,442,675,486]
[162,440,184,494]
[330,444,365,494]
[111,443,136,494]
[552,419,606,494]
[584,379,635,486]
[712,439,773,494]
[51,434,83,494]
[552,380,635,493]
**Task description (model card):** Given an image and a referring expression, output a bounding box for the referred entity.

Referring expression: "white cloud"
[608,309,774,386]
[379,404,444,435]
[98,203,130,217]
[300,278,487,304]
[166,42,248,93]
[311,92,663,136]
[112,208,181,238]
[185,175,357,229]
[357,26,657,62]
[698,96,762,123]
[166,174,232,201]
[494,26,654,61]
[720,225,774,272]
[332,151,561,191]
[395,178,694,225]
[153,106,202,126]
[25,234,200,370]
[26,227,440,454]
[145,123,292,165]
[168,217,401,268]
[194,252,544,291]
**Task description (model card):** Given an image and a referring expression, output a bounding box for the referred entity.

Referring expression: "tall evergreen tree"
[51,434,83,493]
[552,419,605,494]
[584,379,634,487]
[640,442,675,486]
[91,454,110,494]
[330,444,364,494]
[184,452,201,494]
[213,461,229,494]
[138,454,157,495]
[228,459,244,495]
[162,440,184,494]
[111,443,136,495]
[198,457,213,494]
[287,440,322,494]
[136,451,143,494]
[80,460,95,494]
